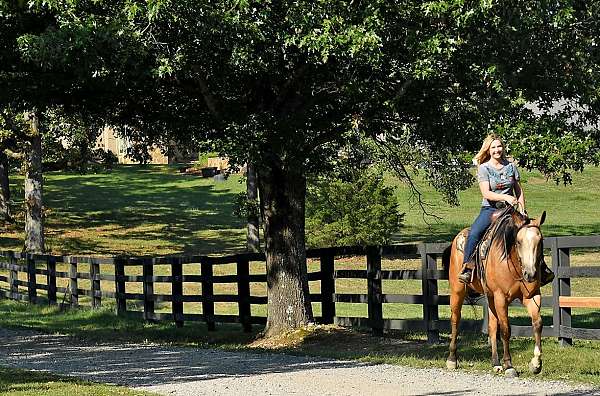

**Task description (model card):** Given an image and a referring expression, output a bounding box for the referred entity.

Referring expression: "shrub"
[305,171,404,248]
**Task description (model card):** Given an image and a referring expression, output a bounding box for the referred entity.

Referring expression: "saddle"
[469,205,520,285]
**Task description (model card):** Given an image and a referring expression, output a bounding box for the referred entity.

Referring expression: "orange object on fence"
[559,296,600,308]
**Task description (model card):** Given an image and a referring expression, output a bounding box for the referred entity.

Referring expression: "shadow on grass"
[4,165,247,256]
[0,299,259,347]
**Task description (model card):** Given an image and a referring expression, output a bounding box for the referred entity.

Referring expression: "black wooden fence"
[0,235,599,343]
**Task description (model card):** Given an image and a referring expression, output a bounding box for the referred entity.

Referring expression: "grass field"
[0,164,598,327]
[1,166,247,256]
[1,164,599,255]
[0,365,154,395]
[1,164,598,322]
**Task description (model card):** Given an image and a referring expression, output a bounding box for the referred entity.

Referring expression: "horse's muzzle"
[523,271,536,283]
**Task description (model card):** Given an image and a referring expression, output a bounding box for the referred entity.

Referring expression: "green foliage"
[41,107,106,173]
[232,191,260,220]
[306,171,404,248]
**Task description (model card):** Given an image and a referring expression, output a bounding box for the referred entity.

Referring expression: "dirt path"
[0,328,597,396]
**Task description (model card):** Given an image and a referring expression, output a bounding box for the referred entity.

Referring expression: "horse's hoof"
[446,359,458,370]
[493,365,503,374]
[505,368,518,378]
[529,358,542,374]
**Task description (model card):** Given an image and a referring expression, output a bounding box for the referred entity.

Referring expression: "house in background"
[96,127,195,164]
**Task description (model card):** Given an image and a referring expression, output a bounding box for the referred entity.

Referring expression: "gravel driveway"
[0,327,597,396]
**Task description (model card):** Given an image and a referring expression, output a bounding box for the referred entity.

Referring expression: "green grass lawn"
[392,165,600,243]
[2,165,247,256]
[1,164,599,255]
[1,164,598,326]
[0,366,155,395]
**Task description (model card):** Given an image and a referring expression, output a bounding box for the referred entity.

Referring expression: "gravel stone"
[0,327,598,396]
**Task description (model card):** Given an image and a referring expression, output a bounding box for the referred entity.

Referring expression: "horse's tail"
[442,245,452,272]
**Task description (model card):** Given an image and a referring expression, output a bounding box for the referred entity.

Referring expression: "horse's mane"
[489,207,529,261]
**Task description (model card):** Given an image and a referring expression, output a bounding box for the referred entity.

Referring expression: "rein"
[478,210,542,288]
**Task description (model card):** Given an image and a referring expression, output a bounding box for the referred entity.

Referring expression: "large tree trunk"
[258,159,313,336]
[246,162,260,252]
[24,112,44,253]
[0,150,12,222]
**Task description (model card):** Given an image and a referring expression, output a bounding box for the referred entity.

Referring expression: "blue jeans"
[463,206,496,264]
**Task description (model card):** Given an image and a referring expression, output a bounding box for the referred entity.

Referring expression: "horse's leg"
[493,295,518,378]
[487,299,502,373]
[446,286,466,369]
[523,293,543,374]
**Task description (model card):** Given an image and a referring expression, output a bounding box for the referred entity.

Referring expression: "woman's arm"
[513,179,526,212]
[479,181,518,204]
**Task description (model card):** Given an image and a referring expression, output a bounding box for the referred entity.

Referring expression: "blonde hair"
[473,134,507,165]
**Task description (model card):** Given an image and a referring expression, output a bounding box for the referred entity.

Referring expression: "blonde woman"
[458,134,554,284]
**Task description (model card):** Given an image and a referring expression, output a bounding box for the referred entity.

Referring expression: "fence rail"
[0,235,599,342]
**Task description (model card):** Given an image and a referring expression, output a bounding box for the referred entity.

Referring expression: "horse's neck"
[511,212,528,228]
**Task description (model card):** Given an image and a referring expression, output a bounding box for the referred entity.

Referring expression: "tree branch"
[375,137,442,223]
[273,64,310,113]
[4,148,24,160]
[189,66,223,123]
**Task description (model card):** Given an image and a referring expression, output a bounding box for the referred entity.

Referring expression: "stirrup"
[458,268,473,284]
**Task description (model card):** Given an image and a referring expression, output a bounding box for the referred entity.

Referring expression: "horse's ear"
[540,211,546,225]
[535,211,546,227]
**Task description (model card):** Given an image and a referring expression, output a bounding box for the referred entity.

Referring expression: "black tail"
[442,245,452,272]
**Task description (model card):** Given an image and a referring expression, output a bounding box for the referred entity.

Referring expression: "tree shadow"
[5,165,247,256]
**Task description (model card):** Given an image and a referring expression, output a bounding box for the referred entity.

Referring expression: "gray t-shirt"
[477,160,520,207]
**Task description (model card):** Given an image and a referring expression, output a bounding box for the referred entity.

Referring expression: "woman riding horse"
[446,134,554,376]
[446,207,548,376]
[458,134,553,285]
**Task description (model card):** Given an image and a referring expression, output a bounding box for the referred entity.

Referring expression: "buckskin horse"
[444,206,546,377]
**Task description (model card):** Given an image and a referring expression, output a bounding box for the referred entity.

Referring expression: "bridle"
[511,222,544,292]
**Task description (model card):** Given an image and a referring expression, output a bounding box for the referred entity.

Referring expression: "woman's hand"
[504,195,518,205]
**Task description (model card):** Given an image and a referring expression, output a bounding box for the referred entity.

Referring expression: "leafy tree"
[0,0,147,251]
[3,1,600,334]
[306,171,404,248]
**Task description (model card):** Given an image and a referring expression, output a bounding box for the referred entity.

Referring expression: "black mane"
[490,207,529,261]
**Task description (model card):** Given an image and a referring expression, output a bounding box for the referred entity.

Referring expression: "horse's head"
[516,211,546,283]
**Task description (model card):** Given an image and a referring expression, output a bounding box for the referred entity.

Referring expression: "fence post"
[367,246,383,336]
[90,259,101,308]
[551,238,560,341]
[69,258,78,308]
[47,256,57,305]
[320,253,335,325]
[115,258,126,316]
[171,257,184,328]
[143,259,155,322]
[8,253,18,299]
[26,255,37,304]
[201,258,215,331]
[558,245,572,346]
[422,244,439,344]
[237,258,252,332]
